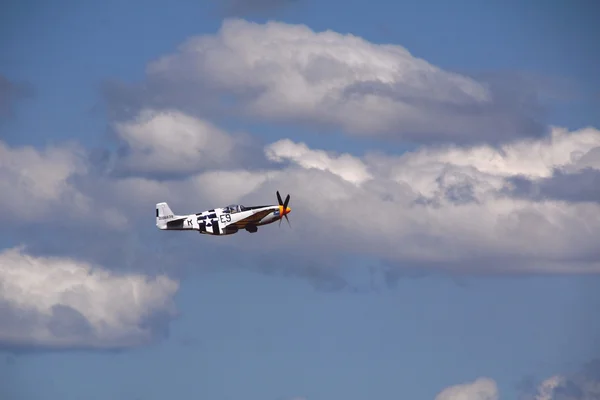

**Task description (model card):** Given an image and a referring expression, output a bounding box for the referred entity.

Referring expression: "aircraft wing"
[228,209,274,228]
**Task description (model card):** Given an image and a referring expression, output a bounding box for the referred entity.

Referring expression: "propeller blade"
[276,191,291,228]
[283,194,290,210]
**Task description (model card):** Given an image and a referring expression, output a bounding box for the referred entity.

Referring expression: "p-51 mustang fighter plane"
[155,191,291,236]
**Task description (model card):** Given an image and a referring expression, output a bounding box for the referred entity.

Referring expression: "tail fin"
[156,202,177,230]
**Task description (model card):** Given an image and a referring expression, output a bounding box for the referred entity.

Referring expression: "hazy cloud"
[518,359,600,400]
[108,108,267,179]
[437,359,600,400]
[0,74,34,118]
[0,139,127,228]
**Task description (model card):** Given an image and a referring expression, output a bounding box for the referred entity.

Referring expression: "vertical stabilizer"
[156,202,177,229]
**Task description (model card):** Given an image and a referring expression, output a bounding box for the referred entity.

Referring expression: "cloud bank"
[15,117,599,276]
[93,110,600,275]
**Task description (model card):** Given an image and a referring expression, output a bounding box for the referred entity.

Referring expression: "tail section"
[156,202,177,230]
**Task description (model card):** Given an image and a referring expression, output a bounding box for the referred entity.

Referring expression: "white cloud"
[367,126,600,183]
[0,246,179,349]
[159,125,600,274]
[90,112,600,274]
[435,377,499,400]
[140,19,547,144]
[113,109,238,175]
[17,107,599,278]
[0,140,126,227]
[265,139,372,185]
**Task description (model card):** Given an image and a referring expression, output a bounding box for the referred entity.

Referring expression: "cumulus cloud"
[130,19,547,145]
[435,377,499,400]
[244,126,600,273]
[0,139,126,228]
[89,107,600,275]
[87,20,599,280]
[110,109,265,178]
[265,139,372,185]
[0,246,179,350]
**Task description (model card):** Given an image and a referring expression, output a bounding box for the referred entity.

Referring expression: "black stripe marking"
[212,219,220,235]
[156,208,159,217]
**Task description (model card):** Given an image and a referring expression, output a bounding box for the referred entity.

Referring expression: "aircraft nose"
[285,207,291,214]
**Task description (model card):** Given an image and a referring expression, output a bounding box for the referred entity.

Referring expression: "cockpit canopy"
[223,204,247,213]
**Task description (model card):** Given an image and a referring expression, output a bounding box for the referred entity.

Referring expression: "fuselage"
[156,203,291,235]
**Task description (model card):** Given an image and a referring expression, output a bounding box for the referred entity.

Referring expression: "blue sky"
[1,1,600,400]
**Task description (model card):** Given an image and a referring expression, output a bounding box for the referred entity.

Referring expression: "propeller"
[276,191,291,228]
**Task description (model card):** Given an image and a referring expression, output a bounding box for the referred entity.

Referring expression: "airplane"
[155,191,291,235]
